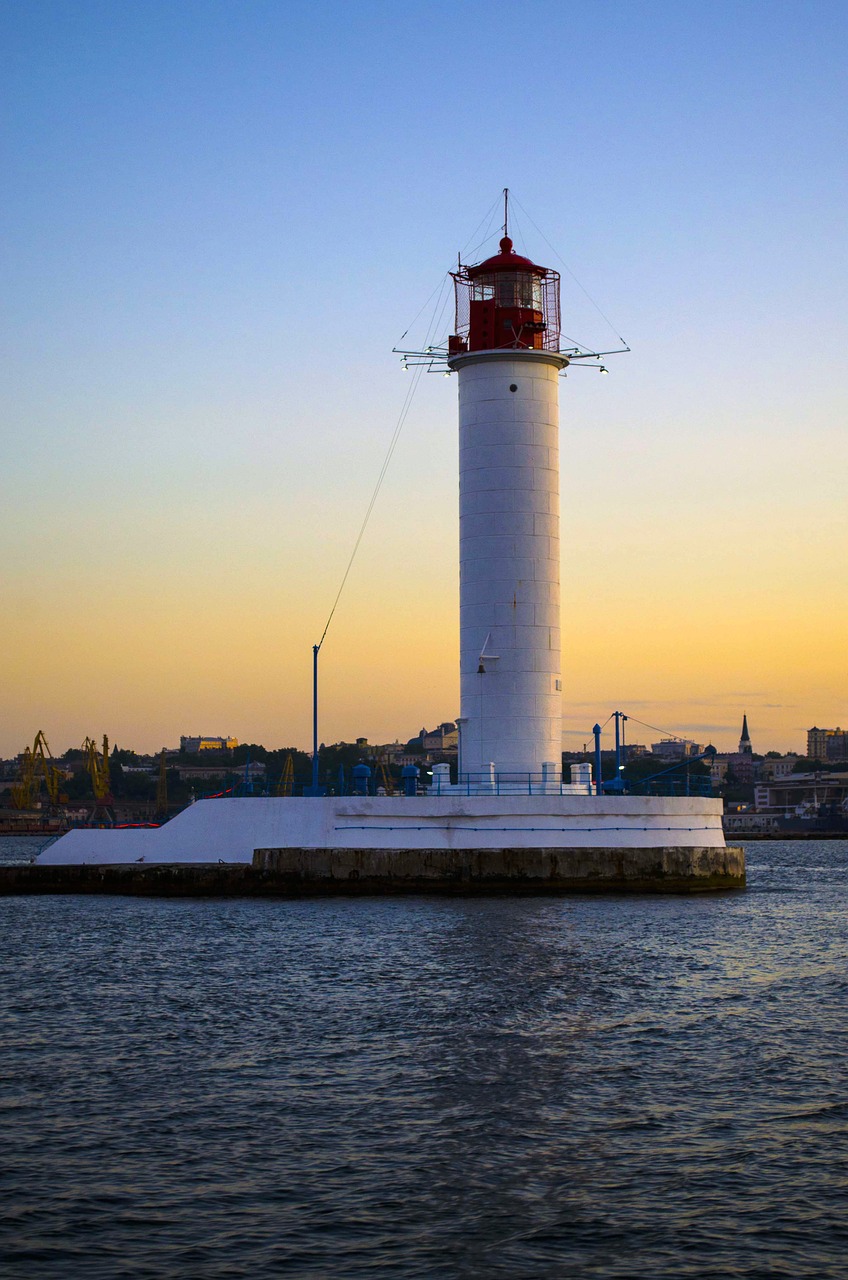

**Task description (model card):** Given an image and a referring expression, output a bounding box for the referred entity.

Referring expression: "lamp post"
[593,724,603,796]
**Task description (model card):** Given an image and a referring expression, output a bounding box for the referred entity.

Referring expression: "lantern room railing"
[451,263,562,353]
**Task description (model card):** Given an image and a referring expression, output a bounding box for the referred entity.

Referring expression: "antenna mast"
[503,187,509,238]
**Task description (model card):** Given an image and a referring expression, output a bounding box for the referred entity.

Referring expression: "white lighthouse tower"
[448,229,568,785]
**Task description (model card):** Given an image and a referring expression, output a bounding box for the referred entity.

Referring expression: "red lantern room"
[449,235,561,356]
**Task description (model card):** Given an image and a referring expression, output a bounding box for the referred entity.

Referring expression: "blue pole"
[593,723,602,796]
[311,643,319,793]
[614,711,622,791]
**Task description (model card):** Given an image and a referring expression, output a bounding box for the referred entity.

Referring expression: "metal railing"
[626,775,713,798]
[438,771,567,796]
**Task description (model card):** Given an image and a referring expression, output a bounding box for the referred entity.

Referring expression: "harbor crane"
[275,754,295,797]
[10,731,63,811]
[375,750,395,796]
[156,749,168,818]
[82,734,115,826]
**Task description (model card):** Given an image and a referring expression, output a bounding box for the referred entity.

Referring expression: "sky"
[1,0,846,758]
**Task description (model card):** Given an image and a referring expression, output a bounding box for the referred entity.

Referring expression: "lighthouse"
[448,231,568,784]
[37,200,740,890]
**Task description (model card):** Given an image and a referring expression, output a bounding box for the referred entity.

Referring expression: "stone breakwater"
[0,845,745,895]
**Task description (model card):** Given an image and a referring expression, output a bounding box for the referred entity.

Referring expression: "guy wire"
[317,272,452,649]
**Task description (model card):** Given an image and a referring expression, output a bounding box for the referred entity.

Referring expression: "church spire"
[739,714,752,755]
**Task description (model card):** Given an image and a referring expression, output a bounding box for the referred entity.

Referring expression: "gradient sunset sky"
[2,0,846,758]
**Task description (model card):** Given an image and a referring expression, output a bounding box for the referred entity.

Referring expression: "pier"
[0,844,745,896]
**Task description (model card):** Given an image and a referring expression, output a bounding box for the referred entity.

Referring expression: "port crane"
[82,734,115,826]
[275,754,295,796]
[10,731,63,811]
[156,750,168,818]
[375,750,395,796]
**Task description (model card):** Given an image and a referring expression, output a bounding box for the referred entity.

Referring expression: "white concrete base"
[38,795,727,865]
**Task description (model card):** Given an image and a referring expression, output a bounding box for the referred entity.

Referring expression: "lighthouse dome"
[467,236,546,277]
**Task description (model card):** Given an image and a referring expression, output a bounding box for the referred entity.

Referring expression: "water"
[0,835,60,865]
[1,839,846,1278]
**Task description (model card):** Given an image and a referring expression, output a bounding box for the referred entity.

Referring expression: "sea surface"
[1,836,846,1278]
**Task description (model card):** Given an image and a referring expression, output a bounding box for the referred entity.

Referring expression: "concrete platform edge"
[1,846,745,896]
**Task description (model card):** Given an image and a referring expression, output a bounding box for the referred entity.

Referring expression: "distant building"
[759,756,798,782]
[180,735,238,753]
[710,758,729,786]
[726,753,756,786]
[755,771,848,817]
[177,765,229,781]
[372,723,459,767]
[718,714,756,783]
[240,763,266,780]
[651,739,703,761]
[807,726,848,761]
[421,723,458,754]
[178,762,265,783]
[712,753,755,786]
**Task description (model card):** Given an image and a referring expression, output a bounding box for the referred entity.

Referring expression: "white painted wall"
[38,794,727,864]
[449,350,568,778]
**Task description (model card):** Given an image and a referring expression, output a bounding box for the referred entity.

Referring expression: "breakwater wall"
[0,845,745,896]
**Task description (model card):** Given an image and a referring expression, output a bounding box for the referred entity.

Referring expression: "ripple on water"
[0,841,847,1277]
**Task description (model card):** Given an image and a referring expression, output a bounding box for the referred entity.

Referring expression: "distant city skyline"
[2,1,846,758]
[1,711,834,765]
